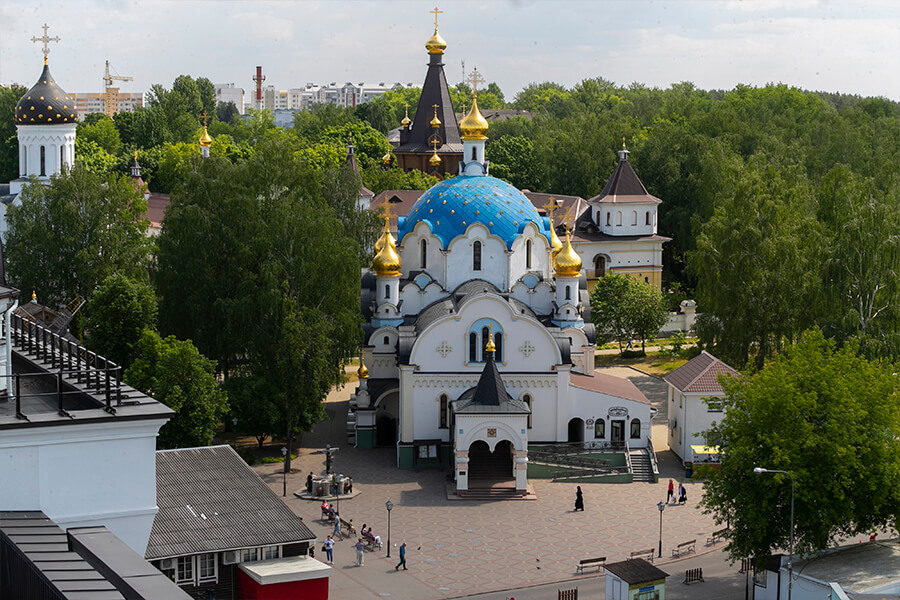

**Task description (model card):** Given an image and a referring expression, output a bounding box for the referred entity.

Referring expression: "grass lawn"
[595,349,691,377]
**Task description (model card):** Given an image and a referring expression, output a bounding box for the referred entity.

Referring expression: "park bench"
[671,539,696,558]
[706,528,728,546]
[575,557,606,574]
[629,549,655,562]
[340,518,356,536]
[362,531,382,550]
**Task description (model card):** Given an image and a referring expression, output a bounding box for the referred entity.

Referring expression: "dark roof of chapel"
[663,351,740,393]
[452,352,530,415]
[589,158,661,205]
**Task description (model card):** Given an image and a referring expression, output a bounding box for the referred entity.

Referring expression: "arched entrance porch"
[568,418,585,443]
[466,440,514,488]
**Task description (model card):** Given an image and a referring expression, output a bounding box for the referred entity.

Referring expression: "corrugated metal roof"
[146,445,315,560]
[570,372,651,405]
[663,351,740,393]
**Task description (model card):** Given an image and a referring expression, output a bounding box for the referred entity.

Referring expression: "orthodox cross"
[382,201,393,224]
[31,23,60,61]
[432,104,440,121]
[467,67,485,97]
[542,196,560,222]
[199,111,210,127]
[430,6,443,30]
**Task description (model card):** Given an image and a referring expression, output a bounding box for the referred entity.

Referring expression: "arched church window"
[594,419,605,438]
[439,394,448,428]
[523,394,532,429]
[594,256,607,277]
[632,211,638,226]
[645,211,651,225]
[472,146,477,161]
[606,212,611,226]
[495,332,503,362]
[630,418,641,439]
[616,211,622,226]
[22,146,26,175]
[60,146,65,169]
[383,335,390,346]
[526,240,532,269]
[420,239,427,269]
[473,241,482,271]
[469,332,477,363]
[40,146,46,177]
[384,284,390,299]
[565,285,571,301]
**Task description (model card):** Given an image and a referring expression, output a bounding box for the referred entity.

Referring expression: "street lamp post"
[754,467,794,600]
[657,501,666,558]
[281,446,288,497]
[385,500,394,558]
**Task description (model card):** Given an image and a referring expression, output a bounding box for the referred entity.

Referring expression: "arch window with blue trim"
[467,318,504,363]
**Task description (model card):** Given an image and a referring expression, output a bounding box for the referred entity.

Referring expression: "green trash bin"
[685,462,693,478]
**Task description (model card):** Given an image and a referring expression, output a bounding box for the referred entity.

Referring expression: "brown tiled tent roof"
[570,372,650,405]
[146,446,315,560]
[663,351,740,393]
[589,159,662,205]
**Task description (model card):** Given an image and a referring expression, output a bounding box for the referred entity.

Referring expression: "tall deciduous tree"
[0,85,26,183]
[125,330,228,449]
[590,273,670,352]
[689,156,823,370]
[84,274,157,368]
[5,164,152,308]
[700,329,900,562]
[626,279,670,351]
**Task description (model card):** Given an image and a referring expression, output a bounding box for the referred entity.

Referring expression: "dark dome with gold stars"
[15,63,77,125]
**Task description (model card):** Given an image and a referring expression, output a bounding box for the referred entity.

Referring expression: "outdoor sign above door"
[608,407,628,418]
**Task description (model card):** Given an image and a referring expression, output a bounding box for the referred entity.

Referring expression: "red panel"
[238,569,329,600]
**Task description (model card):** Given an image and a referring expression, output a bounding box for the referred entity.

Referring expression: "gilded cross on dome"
[199,112,211,127]
[542,197,561,221]
[31,23,60,62]
[430,6,443,30]
[467,67,485,97]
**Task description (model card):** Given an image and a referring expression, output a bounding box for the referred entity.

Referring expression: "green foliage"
[153,142,200,194]
[486,135,538,190]
[361,164,439,196]
[216,101,240,124]
[225,375,281,448]
[701,329,900,561]
[5,163,152,307]
[73,139,117,174]
[626,279,670,351]
[77,115,122,155]
[85,274,158,368]
[0,85,26,183]
[591,274,670,352]
[364,87,423,131]
[125,330,227,449]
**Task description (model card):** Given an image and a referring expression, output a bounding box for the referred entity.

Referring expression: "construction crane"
[103,60,133,117]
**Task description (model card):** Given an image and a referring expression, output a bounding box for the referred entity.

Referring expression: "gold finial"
[485,323,496,353]
[430,104,441,128]
[31,24,60,63]
[544,197,563,255]
[401,103,411,128]
[199,112,210,127]
[429,137,441,166]
[373,223,401,276]
[374,207,396,254]
[425,7,447,54]
[459,69,489,141]
[133,149,138,161]
[382,147,393,165]
[553,229,582,277]
[618,137,630,162]
[31,289,37,302]
[357,353,369,379]
[199,111,213,147]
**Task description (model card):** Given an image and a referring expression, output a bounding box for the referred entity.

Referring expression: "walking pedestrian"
[355,538,365,566]
[678,482,687,504]
[324,535,334,564]
[574,486,584,511]
[667,479,675,504]
[306,472,313,495]
[333,514,342,540]
[395,542,407,570]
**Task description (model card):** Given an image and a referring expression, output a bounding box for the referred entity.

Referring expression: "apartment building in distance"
[71,91,144,120]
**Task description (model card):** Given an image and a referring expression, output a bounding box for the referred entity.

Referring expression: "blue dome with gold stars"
[398,176,550,249]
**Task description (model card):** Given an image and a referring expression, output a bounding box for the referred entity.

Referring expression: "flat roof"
[239,556,331,585]
[793,540,900,593]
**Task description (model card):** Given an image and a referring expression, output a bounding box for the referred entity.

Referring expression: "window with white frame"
[176,556,193,584]
[263,545,280,560]
[705,397,724,412]
[198,553,216,582]
[242,547,259,563]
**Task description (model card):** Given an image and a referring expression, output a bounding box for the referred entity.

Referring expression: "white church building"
[349,85,652,494]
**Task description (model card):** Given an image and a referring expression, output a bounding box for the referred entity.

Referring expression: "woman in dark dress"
[574,486,584,511]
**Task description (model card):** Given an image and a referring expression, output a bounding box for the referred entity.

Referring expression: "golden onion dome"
[425,29,447,54]
[373,235,401,276]
[485,330,496,353]
[374,217,395,254]
[429,151,441,167]
[199,126,213,147]
[401,105,411,128]
[554,229,582,277]
[430,112,441,128]
[549,218,564,255]
[357,357,369,379]
[459,95,489,140]
[382,148,393,165]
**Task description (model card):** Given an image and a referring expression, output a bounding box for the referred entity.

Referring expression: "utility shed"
[605,558,669,600]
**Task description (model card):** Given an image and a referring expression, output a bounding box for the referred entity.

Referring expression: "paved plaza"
[254,368,736,599]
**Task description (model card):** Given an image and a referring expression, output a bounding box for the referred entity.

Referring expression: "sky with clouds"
[1,1,898,102]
